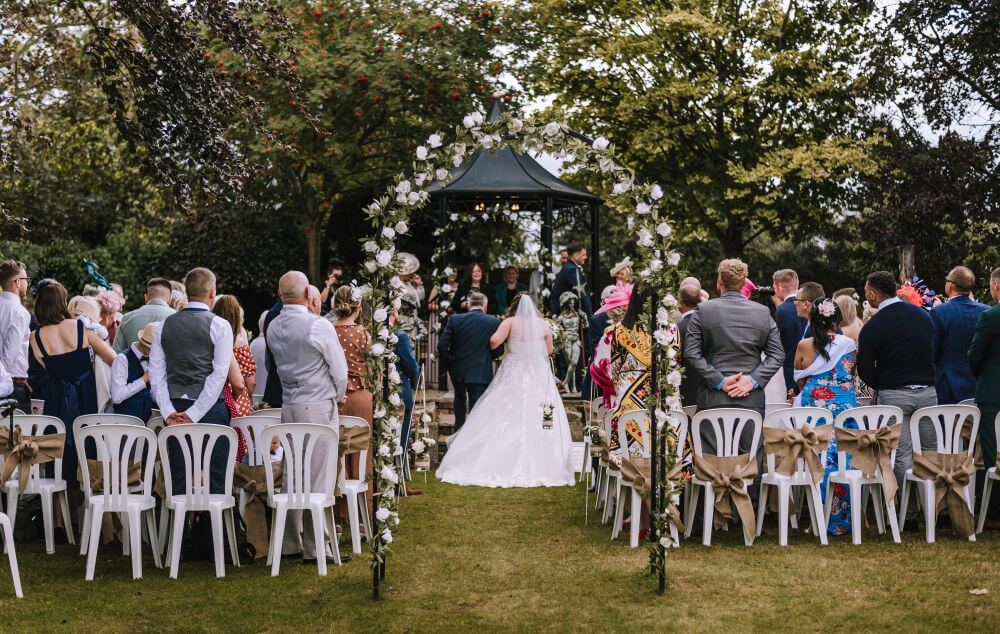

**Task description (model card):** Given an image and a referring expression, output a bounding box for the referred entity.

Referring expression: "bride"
[437,292,575,488]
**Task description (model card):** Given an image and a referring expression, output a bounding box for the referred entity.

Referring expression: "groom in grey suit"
[684,258,784,418]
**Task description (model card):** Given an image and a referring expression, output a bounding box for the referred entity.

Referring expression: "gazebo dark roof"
[427,100,601,209]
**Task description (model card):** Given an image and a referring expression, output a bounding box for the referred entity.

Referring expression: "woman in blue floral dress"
[794,297,858,536]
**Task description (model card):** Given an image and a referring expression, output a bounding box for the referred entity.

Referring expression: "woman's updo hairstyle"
[333,285,361,318]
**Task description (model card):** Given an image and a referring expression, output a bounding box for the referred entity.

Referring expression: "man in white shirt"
[268,271,349,565]
[111,322,157,422]
[0,260,32,413]
[0,358,13,401]
[149,267,234,495]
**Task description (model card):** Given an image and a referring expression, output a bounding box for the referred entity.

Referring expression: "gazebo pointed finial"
[487,98,504,123]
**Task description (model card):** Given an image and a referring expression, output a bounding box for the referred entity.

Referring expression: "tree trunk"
[898,244,915,283]
[305,218,322,284]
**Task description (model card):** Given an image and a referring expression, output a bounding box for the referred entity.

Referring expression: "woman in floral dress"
[794,297,858,536]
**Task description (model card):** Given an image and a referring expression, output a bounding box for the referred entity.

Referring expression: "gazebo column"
[590,202,600,309]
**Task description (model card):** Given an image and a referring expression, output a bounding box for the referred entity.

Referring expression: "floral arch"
[359,108,685,597]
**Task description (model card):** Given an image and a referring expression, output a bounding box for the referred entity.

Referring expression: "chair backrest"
[76,424,157,511]
[833,405,903,474]
[146,416,165,436]
[909,405,979,456]
[857,396,873,407]
[765,402,790,415]
[10,415,66,483]
[261,423,339,503]
[762,407,832,476]
[340,415,370,475]
[158,424,237,506]
[251,393,264,405]
[668,409,689,465]
[151,408,161,420]
[616,410,651,457]
[250,407,282,417]
[232,415,282,466]
[74,413,149,461]
[682,405,697,419]
[690,408,762,458]
[958,398,975,407]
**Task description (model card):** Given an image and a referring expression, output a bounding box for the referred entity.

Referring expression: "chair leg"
[85,510,103,581]
[629,490,642,548]
[225,509,239,567]
[157,504,169,559]
[168,507,186,579]
[346,494,361,555]
[145,509,162,570]
[790,487,803,531]
[777,481,789,547]
[684,484,700,539]
[0,516,22,598]
[870,486,887,534]
[612,485,626,541]
[921,482,936,543]
[311,505,327,576]
[702,485,715,547]
[898,479,911,529]
[849,482,862,545]
[807,484,828,545]
[755,482,768,538]
[40,490,55,555]
[823,479,833,527]
[885,495,901,543]
[58,491,76,546]
[127,509,143,580]
[80,506,93,556]
[326,507,342,565]
[359,493,372,540]
[207,510,225,578]
[121,513,131,557]
[270,505,287,577]
[4,488,17,536]
[977,478,994,534]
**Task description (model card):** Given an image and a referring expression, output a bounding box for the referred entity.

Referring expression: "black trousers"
[451,379,487,431]
[10,383,30,414]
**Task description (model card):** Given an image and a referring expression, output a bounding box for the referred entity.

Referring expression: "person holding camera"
[319,258,347,313]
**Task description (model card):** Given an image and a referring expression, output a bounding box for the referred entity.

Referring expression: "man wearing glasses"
[931,266,987,404]
[0,260,32,413]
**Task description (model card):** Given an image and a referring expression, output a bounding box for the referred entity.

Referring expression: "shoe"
[903,518,919,532]
[404,485,423,496]
[303,554,351,565]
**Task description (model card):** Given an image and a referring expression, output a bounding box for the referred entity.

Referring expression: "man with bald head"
[931,266,987,403]
[268,271,350,565]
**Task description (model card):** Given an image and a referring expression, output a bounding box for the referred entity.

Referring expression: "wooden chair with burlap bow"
[3,415,75,555]
[898,405,979,543]
[830,406,903,545]
[685,408,762,547]
[755,407,832,546]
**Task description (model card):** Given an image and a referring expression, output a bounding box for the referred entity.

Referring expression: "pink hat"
[740,279,757,298]
[595,283,633,315]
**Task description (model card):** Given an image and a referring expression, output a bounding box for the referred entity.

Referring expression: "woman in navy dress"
[29,280,116,490]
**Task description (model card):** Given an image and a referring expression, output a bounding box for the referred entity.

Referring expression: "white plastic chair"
[251,407,283,417]
[755,407,831,546]
[158,424,240,578]
[4,415,76,554]
[0,510,21,597]
[76,424,162,580]
[30,399,45,414]
[580,398,603,484]
[765,402,790,415]
[898,405,979,543]
[231,415,281,467]
[340,415,372,555]
[829,406,903,545]
[263,423,341,576]
[977,411,1000,534]
[685,408,762,546]
[74,413,145,428]
[145,416,165,436]
[150,408,161,420]
[600,410,622,524]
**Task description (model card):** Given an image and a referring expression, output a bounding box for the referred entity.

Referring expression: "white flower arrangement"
[376,507,391,522]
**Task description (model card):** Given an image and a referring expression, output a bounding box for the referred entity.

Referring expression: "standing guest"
[794,298,859,536]
[393,312,422,496]
[168,280,188,310]
[0,358,12,399]
[684,259,784,419]
[111,323,157,422]
[113,278,175,352]
[550,242,592,316]
[494,265,527,316]
[610,258,634,287]
[749,286,788,405]
[30,280,116,494]
[833,294,864,341]
[306,285,323,316]
[450,262,494,315]
[969,267,1000,528]
[318,258,347,314]
[268,271,349,564]
[857,271,937,492]
[249,311,269,399]
[213,295,256,419]
[931,266,988,404]
[68,296,113,413]
[149,267,234,496]
[677,281,704,408]
[795,282,826,335]
[0,260,32,413]
[581,285,617,400]
[260,291,284,408]
[772,269,805,393]
[437,291,500,431]
[95,289,124,362]
[331,285,375,509]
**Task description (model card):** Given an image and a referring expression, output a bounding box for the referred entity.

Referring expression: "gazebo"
[428,100,604,307]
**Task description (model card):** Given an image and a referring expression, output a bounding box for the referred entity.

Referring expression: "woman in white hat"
[610,258,634,287]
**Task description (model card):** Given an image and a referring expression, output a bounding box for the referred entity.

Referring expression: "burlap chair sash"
[234,461,284,559]
[834,425,900,499]
[960,419,984,470]
[692,453,758,544]
[912,451,976,539]
[339,425,371,456]
[763,424,832,484]
[618,457,685,533]
[0,427,65,493]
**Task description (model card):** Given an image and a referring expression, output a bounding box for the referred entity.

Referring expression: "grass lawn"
[1,476,997,632]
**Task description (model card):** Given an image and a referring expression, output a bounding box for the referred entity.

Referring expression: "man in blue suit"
[438,291,500,431]
[931,266,988,404]
[772,269,806,395]
[550,242,592,316]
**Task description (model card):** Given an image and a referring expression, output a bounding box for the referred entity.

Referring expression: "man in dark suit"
[550,242,592,316]
[677,281,705,407]
[438,291,500,431]
[261,298,284,407]
[772,269,805,393]
[931,266,988,404]
[969,267,1000,526]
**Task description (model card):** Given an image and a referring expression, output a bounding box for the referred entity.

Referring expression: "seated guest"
[113,277,175,352]
[857,271,937,492]
[111,323,157,422]
[833,293,864,341]
[930,266,987,404]
[494,266,527,316]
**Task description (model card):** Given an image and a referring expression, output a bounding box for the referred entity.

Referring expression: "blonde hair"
[333,285,360,318]
[833,294,858,327]
[68,295,101,323]
[718,258,748,291]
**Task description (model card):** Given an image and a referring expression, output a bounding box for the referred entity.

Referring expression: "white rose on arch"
[389,393,402,407]
[592,136,610,150]
[416,146,428,160]
[395,220,409,234]
[371,342,386,357]
[365,261,377,273]
[363,240,378,253]
[376,250,393,268]
[428,133,443,148]
[382,226,395,239]
[379,465,399,484]
[667,251,681,266]
[543,122,561,136]
[656,222,671,237]
[636,202,651,215]
[373,307,389,323]
[395,180,411,195]
[636,227,654,247]
[376,507,391,522]
[650,184,664,200]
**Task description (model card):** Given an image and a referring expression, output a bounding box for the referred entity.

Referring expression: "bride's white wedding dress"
[437,299,575,488]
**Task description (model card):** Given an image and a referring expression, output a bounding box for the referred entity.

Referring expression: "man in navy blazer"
[550,242,593,316]
[931,266,988,403]
[772,269,806,393]
[437,291,500,431]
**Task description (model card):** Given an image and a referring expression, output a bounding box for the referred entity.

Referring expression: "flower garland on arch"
[359,107,685,596]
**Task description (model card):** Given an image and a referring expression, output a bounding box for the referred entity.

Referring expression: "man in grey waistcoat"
[149,267,234,496]
[268,271,349,565]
